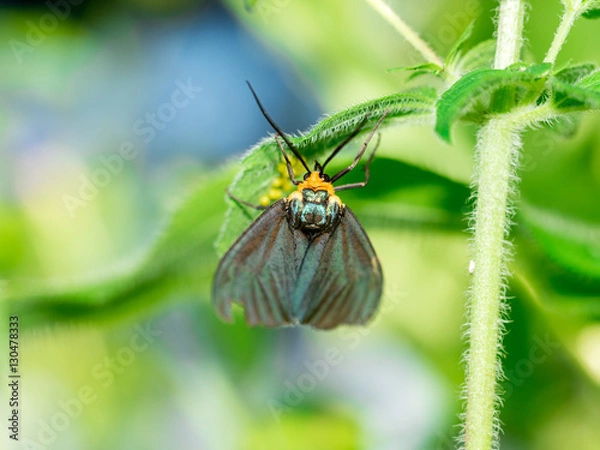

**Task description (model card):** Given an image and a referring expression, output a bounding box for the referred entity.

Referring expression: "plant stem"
[464,119,520,450]
[494,0,526,69]
[365,0,444,67]
[544,5,580,64]
[462,1,526,449]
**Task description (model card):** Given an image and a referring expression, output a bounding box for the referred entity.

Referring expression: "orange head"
[297,171,335,196]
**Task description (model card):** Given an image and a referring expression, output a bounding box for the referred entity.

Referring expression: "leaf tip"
[434,123,452,143]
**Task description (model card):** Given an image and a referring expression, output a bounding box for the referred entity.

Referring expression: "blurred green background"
[1,0,599,449]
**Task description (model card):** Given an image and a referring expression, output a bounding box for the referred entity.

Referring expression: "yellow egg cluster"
[259,162,298,206]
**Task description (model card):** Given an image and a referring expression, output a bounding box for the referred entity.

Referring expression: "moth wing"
[213,200,309,327]
[295,207,383,330]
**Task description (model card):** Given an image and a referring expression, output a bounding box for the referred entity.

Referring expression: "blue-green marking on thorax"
[288,189,342,232]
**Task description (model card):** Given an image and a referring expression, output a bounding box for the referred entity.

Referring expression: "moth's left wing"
[294,207,383,330]
[213,200,308,327]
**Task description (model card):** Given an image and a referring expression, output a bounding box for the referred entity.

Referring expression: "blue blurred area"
[1,0,321,173]
[127,2,321,163]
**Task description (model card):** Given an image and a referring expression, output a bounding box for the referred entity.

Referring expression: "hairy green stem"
[464,119,520,449]
[494,0,526,69]
[365,0,444,67]
[462,1,525,449]
[462,2,581,444]
[544,3,581,64]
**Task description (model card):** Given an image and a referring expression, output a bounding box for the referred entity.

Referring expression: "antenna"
[321,115,370,172]
[246,81,311,173]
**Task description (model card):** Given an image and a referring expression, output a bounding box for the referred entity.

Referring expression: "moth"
[213,83,388,330]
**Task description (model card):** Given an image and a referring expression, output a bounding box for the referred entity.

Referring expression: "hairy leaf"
[435,64,551,142]
[550,78,600,111]
[215,87,439,254]
[553,62,598,84]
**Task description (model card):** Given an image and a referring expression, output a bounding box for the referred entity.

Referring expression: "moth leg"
[226,188,268,212]
[275,135,301,186]
[330,109,389,184]
[334,133,381,192]
[320,115,370,171]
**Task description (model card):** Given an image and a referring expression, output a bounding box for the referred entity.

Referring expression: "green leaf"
[553,62,598,84]
[540,66,600,135]
[449,39,496,77]
[516,205,600,318]
[576,69,600,91]
[3,171,233,327]
[387,62,443,74]
[519,203,600,281]
[390,23,490,82]
[550,77,600,111]
[582,8,600,18]
[521,62,553,77]
[581,0,600,17]
[328,157,470,232]
[435,64,551,142]
[563,0,600,15]
[445,25,496,80]
[445,21,475,69]
[215,87,439,254]
[387,62,443,80]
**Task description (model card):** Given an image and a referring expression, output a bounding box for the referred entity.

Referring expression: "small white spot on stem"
[468,260,476,274]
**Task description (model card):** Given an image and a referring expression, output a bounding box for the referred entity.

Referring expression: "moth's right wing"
[294,207,383,330]
[212,200,308,326]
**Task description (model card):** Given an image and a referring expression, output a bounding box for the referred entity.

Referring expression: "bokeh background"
[1,0,599,449]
